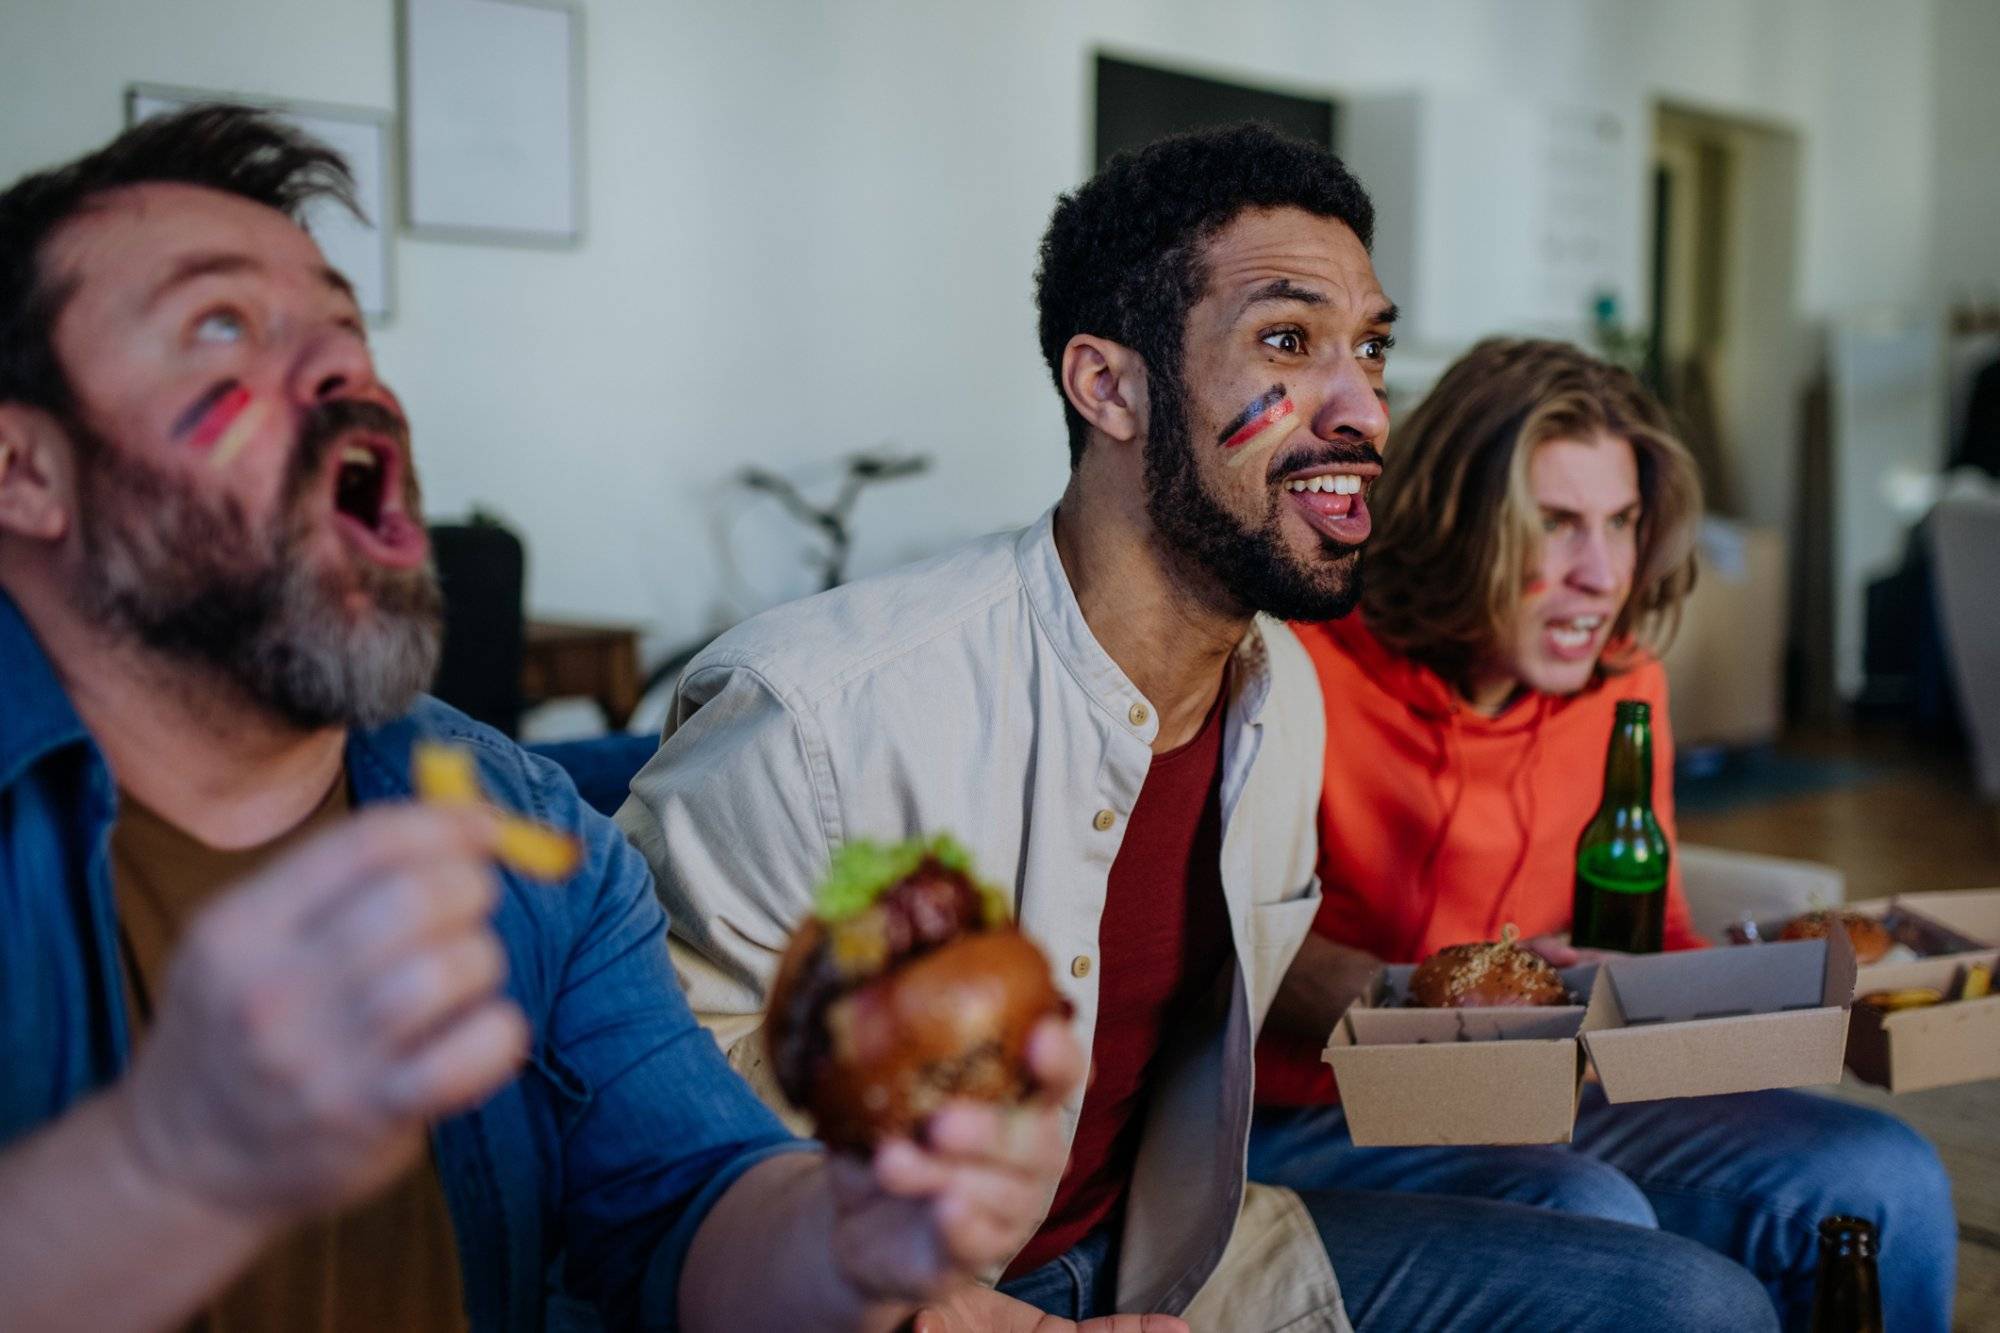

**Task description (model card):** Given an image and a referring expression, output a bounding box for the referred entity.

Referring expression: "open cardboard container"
[1842,889,2000,1092]
[1578,933,1853,1104]
[1323,936,1854,1147]
[1323,964,1601,1146]
[1732,894,1986,969]
[1844,949,2000,1092]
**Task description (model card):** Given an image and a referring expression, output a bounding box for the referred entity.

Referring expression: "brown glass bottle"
[1810,1215,1884,1332]
[1570,700,1668,952]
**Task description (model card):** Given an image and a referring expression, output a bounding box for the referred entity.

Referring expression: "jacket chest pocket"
[1245,893,1323,1024]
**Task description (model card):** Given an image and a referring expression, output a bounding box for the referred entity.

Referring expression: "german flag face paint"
[172,381,272,470]
[1218,384,1302,468]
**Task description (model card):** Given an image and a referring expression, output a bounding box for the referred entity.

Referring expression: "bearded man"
[0,105,1084,1333]
[620,124,1772,1331]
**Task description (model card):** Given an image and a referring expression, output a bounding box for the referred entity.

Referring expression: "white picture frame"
[399,0,585,246]
[126,84,397,324]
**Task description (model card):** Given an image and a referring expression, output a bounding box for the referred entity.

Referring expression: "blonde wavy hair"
[1361,338,1702,694]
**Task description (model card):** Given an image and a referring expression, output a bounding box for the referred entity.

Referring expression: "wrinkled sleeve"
[513,751,812,1330]
[614,662,835,1113]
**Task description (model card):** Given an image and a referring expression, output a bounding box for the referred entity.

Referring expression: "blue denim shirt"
[0,593,807,1331]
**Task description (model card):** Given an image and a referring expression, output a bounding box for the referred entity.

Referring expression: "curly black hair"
[1034,121,1375,468]
[0,104,360,417]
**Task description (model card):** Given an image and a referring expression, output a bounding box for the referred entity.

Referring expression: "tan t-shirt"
[111,774,469,1333]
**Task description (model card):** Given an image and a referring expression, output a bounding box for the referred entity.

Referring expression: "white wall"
[0,0,1959,656]
[1933,0,2000,301]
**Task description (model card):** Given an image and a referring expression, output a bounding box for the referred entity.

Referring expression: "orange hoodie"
[1256,614,1704,1107]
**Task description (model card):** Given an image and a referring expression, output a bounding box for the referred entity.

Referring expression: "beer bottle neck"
[1818,1217,1880,1260]
[1601,716,1652,809]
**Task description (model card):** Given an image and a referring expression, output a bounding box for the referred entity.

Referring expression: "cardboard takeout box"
[1324,937,1855,1145]
[1323,964,1601,1146]
[1578,933,1854,1103]
[1844,950,2000,1093]
[1858,889,2000,953]
[1841,889,2000,1092]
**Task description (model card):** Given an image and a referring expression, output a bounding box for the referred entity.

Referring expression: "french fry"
[413,742,482,806]
[1959,961,1993,1002]
[1856,987,1945,1014]
[413,741,582,882]
[496,821,584,881]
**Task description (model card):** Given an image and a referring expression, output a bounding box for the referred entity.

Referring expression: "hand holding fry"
[114,806,529,1226]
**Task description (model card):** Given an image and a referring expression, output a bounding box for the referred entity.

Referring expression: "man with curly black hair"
[1034,120,1388,625]
[628,119,1388,1330]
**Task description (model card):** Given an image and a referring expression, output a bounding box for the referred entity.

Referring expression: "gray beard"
[67,402,442,731]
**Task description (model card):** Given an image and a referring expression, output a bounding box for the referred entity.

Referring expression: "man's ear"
[0,405,73,544]
[1059,335,1149,447]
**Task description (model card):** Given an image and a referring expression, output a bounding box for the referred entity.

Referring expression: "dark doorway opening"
[1094,54,1334,170]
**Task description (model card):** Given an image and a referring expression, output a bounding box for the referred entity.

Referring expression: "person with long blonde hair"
[1252,338,1956,1330]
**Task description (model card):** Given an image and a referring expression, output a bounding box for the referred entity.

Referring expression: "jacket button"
[1128,702,1149,727]
[1071,954,1093,978]
[1092,809,1116,832]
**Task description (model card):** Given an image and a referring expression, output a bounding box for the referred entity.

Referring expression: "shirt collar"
[1011,506,1275,741]
[0,591,93,793]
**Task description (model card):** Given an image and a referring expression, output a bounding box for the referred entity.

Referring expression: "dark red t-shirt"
[1004,685,1233,1278]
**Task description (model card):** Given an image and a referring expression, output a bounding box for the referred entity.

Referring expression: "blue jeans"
[1250,1086,1956,1333]
[995,1189,1774,1330]
[995,1223,1119,1319]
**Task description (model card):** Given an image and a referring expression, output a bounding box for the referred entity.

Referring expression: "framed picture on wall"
[398,0,585,246]
[126,84,397,323]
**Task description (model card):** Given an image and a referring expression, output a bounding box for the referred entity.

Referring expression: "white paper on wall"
[402,0,581,243]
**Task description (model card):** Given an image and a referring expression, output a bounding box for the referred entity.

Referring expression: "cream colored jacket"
[617,508,1348,1330]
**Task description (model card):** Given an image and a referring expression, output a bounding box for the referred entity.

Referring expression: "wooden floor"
[1678,724,2000,900]
[1681,723,2000,1331]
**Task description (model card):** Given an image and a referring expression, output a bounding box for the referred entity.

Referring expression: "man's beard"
[67,399,442,730]
[1141,368,1370,623]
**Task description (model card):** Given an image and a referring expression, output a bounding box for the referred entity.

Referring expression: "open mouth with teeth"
[328,437,427,569]
[1543,614,1608,660]
[1280,468,1375,546]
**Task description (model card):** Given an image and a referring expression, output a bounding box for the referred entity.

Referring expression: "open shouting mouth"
[328,432,426,569]
[1279,461,1379,546]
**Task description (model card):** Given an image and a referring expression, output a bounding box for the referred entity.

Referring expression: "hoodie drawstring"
[1487,694,1552,937]
[1403,710,1468,959]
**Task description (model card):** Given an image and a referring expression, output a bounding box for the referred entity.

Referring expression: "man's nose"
[1568,530,1618,594]
[290,326,382,405]
[1307,357,1389,446]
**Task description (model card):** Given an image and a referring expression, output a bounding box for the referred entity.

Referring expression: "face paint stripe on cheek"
[174,381,250,448]
[207,397,274,471]
[1218,384,1293,449]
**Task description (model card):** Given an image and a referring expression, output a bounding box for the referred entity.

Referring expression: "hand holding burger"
[763,836,1083,1305]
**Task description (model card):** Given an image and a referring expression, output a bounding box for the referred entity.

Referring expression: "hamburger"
[1778,909,1892,965]
[765,835,1069,1153]
[1408,926,1570,1008]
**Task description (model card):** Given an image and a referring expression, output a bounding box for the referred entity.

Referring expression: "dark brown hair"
[1362,338,1701,692]
[0,104,359,416]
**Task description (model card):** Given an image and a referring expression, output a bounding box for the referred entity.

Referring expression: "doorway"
[1648,103,1804,529]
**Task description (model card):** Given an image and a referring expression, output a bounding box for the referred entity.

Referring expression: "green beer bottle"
[1570,700,1668,952]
